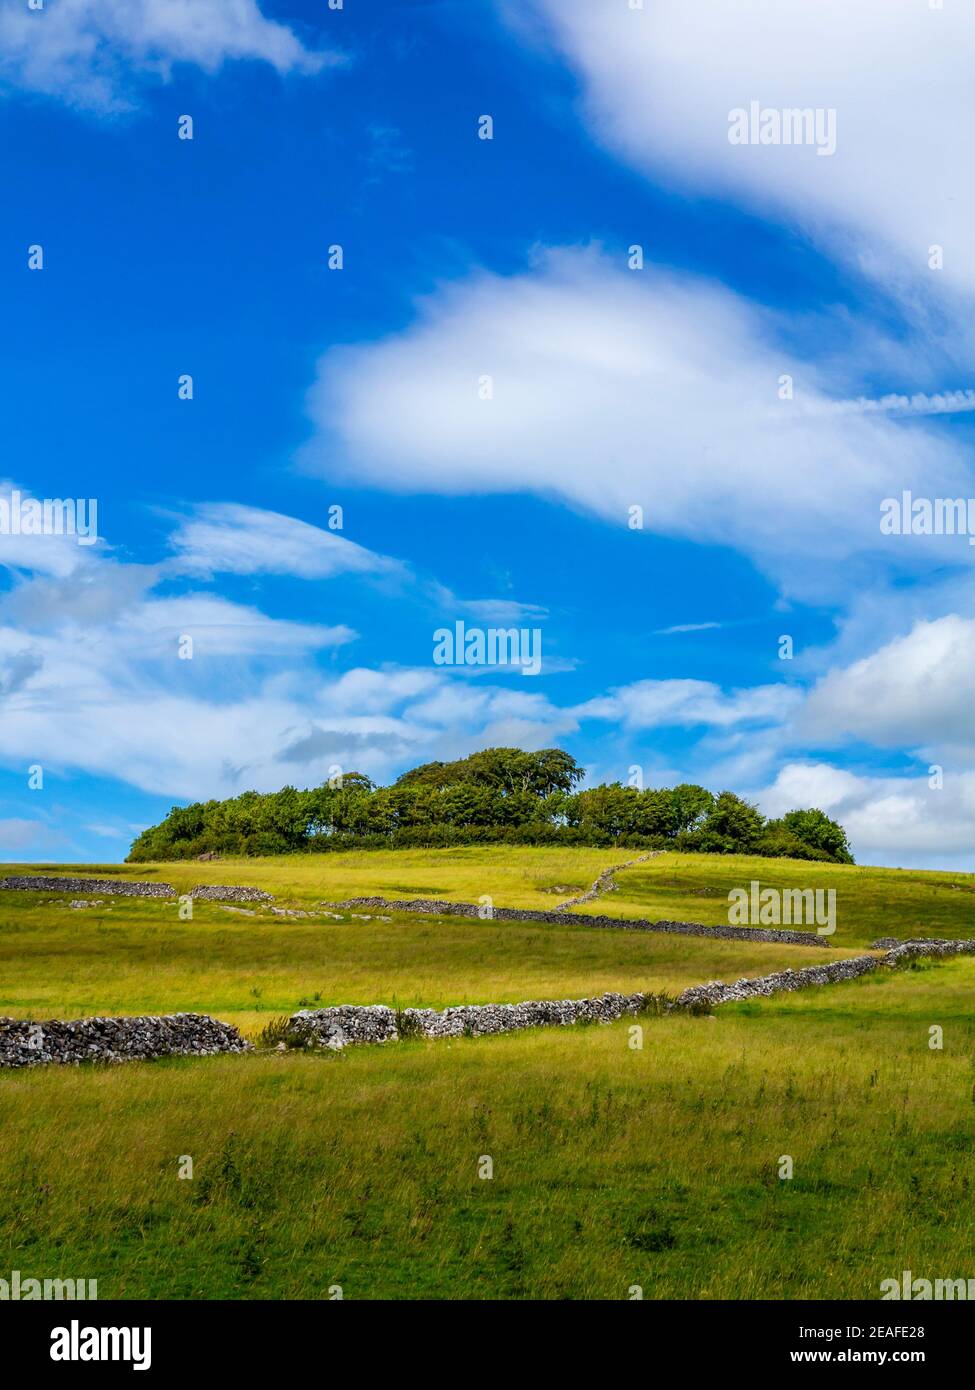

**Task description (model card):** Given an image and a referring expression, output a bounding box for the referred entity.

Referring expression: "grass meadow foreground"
[2,849,974,1299]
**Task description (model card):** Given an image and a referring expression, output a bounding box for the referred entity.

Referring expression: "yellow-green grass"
[6,847,972,952]
[591,852,975,950]
[4,849,971,1301]
[0,892,858,1036]
[1,846,631,911]
[2,958,974,1300]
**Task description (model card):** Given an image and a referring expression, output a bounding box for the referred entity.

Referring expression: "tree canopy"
[127,746,853,865]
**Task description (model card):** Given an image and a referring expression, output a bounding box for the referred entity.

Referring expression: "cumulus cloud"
[304,249,971,600]
[0,0,336,112]
[756,761,975,867]
[743,614,975,864]
[511,0,975,301]
[0,501,580,801]
[0,642,578,801]
[6,489,973,868]
[802,615,975,753]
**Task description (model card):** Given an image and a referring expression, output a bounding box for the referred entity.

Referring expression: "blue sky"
[2,0,975,868]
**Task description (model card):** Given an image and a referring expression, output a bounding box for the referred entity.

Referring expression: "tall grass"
[0,890,855,1032]
[3,960,975,1299]
[3,847,973,1300]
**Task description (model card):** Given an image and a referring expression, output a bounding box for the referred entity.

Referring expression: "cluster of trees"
[127,747,854,864]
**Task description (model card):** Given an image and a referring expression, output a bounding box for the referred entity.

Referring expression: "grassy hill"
[2,847,974,1299]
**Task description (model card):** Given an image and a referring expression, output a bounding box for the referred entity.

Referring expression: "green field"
[2,848,974,1299]
[3,845,632,910]
[586,852,975,950]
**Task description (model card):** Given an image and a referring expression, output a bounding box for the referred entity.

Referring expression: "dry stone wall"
[674,938,975,1008]
[0,875,175,898]
[285,938,975,1050]
[287,991,657,1050]
[0,1013,251,1068]
[320,895,831,948]
[0,876,271,903]
[188,885,272,902]
[553,853,659,910]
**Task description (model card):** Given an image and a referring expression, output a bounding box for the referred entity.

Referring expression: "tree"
[335,771,375,793]
[694,791,765,854]
[756,819,832,862]
[528,748,585,796]
[670,784,715,834]
[395,761,451,789]
[125,747,854,865]
[783,808,854,864]
[393,747,583,797]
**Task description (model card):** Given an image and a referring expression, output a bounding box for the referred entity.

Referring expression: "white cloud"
[0,650,577,801]
[82,822,131,840]
[512,0,975,301]
[0,501,579,800]
[654,622,722,636]
[304,666,439,718]
[0,0,335,112]
[0,481,105,578]
[456,597,548,625]
[168,503,403,582]
[6,489,975,867]
[576,677,801,732]
[802,615,975,753]
[756,760,975,867]
[114,594,355,658]
[741,612,975,865]
[0,817,59,853]
[304,248,971,600]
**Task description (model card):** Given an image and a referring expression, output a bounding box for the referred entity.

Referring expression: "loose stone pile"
[0,1013,251,1068]
[319,895,831,948]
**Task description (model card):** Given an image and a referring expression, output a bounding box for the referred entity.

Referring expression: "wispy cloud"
[167,503,404,583]
[0,0,339,113]
[654,621,722,636]
[304,247,971,603]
